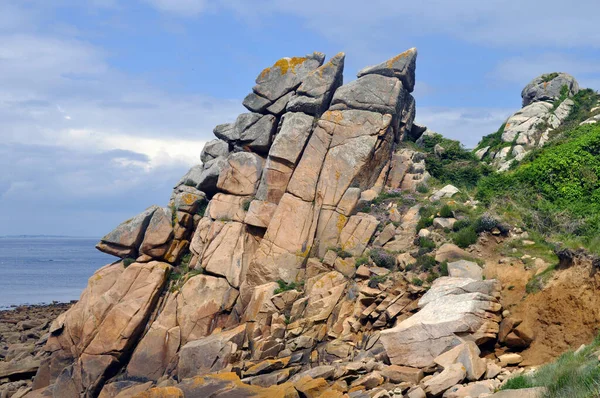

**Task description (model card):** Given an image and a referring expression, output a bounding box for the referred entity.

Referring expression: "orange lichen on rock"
[260,56,309,79]
[386,49,412,68]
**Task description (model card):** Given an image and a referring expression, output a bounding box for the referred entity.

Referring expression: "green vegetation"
[197,201,208,217]
[411,277,424,286]
[541,72,559,82]
[274,279,303,295]
[501,333,600,397]
[355,255,370,267]
[123,258,135,267]
[242,199,252,212]
[477,123,600,253]
[526,264,558,294]
[551,85,569,111]
[439,204,454,218]
[452,226,478,248]
[369,248,396,269]
[332,247,353,259]
[439,261,449,276]
[421,133,494,188]
[475,123,511,159]
[368,274,388,288]
[414,254,436,272]
[416,183,429,194]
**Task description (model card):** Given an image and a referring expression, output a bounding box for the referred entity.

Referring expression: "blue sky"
[2,0,600,236]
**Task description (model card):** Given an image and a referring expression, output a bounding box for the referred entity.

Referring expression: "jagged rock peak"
[357,47,418,93]
[521,72,579,107]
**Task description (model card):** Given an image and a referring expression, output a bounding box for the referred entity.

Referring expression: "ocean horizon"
[0,236,116,310]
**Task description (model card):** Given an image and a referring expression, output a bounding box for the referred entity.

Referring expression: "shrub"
[416,216,434,232]
[452,219,472,232]
[416,183,429,194]
[439,261,449,276]
[370,248,396,269]
[415,254,436,272]
[333,248,353,259]
[243,200,252,212]
[439,204,454,218]
[355,255,369,267]
[474,215,499,233]
[274,279,303,295]
[418,237,436,250]
[452,227,478,248]
[369,274,388,288]
[411,277,424,286]
[426,272,440,284]
[123,258,135,267]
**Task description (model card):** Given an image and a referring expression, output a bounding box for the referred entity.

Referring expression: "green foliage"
[418,237,436,250]
[501,334,600,397]
[551,85,570,111]
[475,123,509,156]
[439,261,449,276]
[426,272,440,284]
[421,133,493,188]
[243,200,252,212]
[355,255,369,267]
[416,183,429,194]
[197,201,208,217]
[452,219,472,232]
[332,247,353,259]
[411,277,423,286]
[415,254,436,272]
[416,217,434,232]
[541,72,559,82]
[452,227,478,248]
[370,248,396,269]
[123,258,135,268]
[439,204,454,218]
[274,279,303,295]
[368,274,388,288]
[526,264,557,294]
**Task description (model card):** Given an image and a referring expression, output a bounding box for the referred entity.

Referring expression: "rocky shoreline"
[0,302,73,398]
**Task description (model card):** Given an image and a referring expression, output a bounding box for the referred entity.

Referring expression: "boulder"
[234,113,277,153]
[287,52,345,115]
[242,92,271,113]
[127,274,239,380]
[330,74,406,117]
[96,206,158,258]
[213,123,237,142]
[255,158,294,204]
[447,260,483,280]
[380,277,502,368]
[217,152,264,196]
[253,52,325,101]
[268,112,314,165]
[380,365,423,384]
[244,200,278,228]
[423,363,466,396]
[521,72,579,107]
[266,91,294,115]
[139,207,173,260]
[170,186,206,214]
[338,213,379,257]
[41,261,170,392]
[177,324,246,379]
[435,243,472,263]
[357,48,417,93]
[207,193,248,223]
[200,139,229,164]
[434,341,486,381]
[433,218,456,230]
[498,353,523,365]
[197,157,228,196]
[443,380,497,398]
[430,185,459,202]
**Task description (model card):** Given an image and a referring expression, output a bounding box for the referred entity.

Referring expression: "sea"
[0,236,116,310]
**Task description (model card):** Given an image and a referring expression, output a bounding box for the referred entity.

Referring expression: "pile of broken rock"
[3,49,540,398]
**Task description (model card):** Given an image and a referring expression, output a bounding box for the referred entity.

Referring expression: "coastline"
[0,302,74,397]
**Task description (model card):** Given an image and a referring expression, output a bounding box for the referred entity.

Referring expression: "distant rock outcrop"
[479,72,580,171]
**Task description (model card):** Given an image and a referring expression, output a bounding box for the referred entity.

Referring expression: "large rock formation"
[20,49,529,398]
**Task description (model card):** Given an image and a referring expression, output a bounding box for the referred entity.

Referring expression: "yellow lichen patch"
[336,214,348,234]
[259,56,309,79]
[182,193,197,205]
[133,386,184,398]
[335,170,341,180]
[386,49,413,68]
